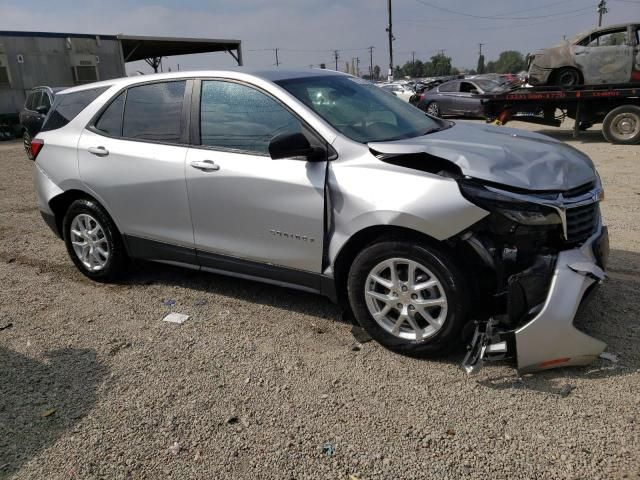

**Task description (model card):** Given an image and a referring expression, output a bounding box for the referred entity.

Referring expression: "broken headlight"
[458,180,561,226]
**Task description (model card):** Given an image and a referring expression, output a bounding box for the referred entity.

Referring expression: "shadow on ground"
[0,348,107,478]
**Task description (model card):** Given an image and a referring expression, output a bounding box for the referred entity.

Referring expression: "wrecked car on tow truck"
[32,70,609,374]
[528,22,640,87]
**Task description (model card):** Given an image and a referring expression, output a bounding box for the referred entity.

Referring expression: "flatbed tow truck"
[480,83,640,145]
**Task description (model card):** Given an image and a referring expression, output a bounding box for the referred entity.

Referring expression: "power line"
[412,0,594,20]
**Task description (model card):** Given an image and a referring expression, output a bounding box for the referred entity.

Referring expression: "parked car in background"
[32,69,608,373]
[20,86,63,159]
[413,78,510,117]
[528,22,640,87]
[379,83,414,102]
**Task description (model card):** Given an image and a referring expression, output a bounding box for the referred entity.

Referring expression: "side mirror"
[35,105,49,115]
[268,132,324,161]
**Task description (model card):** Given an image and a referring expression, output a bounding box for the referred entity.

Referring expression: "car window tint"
[122,81,186,143]
[438,82,458,93]
[30,92,42,109]
[95,91,125,137]
[41,87,108,132]
[40,92,51,109]
[587,28,628,47]
[200,80,301,155]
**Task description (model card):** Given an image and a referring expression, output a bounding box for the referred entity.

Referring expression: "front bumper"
[527,62,553,86]
[515,225,608,372]
[463,225,609,373]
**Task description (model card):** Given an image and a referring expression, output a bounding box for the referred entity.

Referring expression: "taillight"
[419,94,425,102]
[30,138,44,160]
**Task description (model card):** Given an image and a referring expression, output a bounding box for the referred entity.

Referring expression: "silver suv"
[32,69,609,372]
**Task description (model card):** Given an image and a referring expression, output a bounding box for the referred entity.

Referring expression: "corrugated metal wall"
[0,34,125,115]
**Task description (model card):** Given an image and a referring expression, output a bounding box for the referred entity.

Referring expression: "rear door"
[78,80,195,260]
[185,79,326,274]
[434,81,459,114]
[574,26,634,84]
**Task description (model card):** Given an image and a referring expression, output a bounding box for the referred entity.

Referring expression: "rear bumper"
[514,225,608,372]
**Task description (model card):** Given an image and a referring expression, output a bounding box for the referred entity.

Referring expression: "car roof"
[571,22,636,42]
[56,68,350,95]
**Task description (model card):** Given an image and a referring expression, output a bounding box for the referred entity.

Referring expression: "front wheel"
[347,241,469,357]
[62,199,128,282]
[602,105,640,145]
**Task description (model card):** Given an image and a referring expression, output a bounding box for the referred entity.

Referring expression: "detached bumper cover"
[515,226,608,372]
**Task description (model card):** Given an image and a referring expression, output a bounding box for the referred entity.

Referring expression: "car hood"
[368,122,596,191]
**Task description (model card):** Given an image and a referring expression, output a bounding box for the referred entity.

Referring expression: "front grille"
[566,203,598,243]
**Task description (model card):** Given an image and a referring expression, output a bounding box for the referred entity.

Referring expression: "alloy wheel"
[70,214,110,271]
[364,257,448,341]
[427,103,440,117]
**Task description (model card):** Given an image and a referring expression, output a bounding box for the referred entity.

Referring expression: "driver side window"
[200,80,301,155]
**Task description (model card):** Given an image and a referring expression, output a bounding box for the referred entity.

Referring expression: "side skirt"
[123,235,338,302]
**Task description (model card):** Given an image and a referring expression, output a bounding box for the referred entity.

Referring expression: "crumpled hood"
[368,122,596,191]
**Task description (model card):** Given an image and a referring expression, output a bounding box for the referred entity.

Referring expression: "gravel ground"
[1,121,639,479]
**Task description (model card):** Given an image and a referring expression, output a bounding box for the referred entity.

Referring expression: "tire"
[62,198,128,282]
[23,131,33,160]
[347,240,469,357]
[426,102,441,117]
[602,105,640,145]
[550,67,582,88]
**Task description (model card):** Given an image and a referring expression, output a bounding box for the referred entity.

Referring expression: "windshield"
[276,75,442,143]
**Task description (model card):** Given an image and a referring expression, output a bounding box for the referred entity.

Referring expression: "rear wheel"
[23,131,33,160]
[602,105,640,145]
[550,67,582,88]
[62,199,128,282]
[426,102,441,117]
[347,241,469,356]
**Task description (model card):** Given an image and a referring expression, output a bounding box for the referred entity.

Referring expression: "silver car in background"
[32,69,609,372]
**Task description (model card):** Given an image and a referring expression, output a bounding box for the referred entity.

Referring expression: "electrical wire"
[411,0,595,20]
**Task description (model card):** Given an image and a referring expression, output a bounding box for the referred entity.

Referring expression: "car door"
[434,81,459,114]
[78,80,195,261]
[457,81,482,116]
[185,79,326,275]
[573,26,634,84]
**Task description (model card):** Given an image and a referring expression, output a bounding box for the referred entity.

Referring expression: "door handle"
[190,160,220,172]
[88,146,109,157]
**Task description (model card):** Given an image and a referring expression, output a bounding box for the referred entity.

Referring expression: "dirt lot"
[1,121,639,480]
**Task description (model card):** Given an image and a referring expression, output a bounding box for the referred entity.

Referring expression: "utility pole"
[412,51,416,65]
[333,50,339,71]
[386,0,394,81]
[597,0,607,27]
[275,48,279,67]
[478,43,483,56]
[356,57,360,77]
[368,46,374,79]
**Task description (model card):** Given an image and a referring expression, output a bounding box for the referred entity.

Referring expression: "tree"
[373,65,381,80]
[486,51,526,74]
[425,53,452,77]
[477,54,485,74]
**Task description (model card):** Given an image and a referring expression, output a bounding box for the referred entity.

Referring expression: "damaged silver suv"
[32,69,609,372]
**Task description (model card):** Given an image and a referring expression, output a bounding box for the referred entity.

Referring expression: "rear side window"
[41,87,108,132]
[95,91,125,137]
[122,81,186,143]
[438,82,458,93]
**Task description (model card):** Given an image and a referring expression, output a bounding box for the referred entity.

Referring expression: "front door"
[186,79,326,274]
[78,80,194,258]
[574,26,634,84]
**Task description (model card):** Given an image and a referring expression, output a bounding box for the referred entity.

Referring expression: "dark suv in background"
[20,86,63,159]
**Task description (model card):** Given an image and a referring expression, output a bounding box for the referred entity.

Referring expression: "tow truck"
[480,83,640,145]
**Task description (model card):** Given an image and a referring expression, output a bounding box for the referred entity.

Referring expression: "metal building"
[0,31,243,134]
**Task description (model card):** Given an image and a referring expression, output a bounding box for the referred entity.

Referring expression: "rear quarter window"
[41,87,108,132]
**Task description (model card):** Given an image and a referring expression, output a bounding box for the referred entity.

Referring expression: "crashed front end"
[457,178,608,373]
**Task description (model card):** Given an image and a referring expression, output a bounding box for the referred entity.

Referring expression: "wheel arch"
[331,225,450,311]
[48,189,122,241]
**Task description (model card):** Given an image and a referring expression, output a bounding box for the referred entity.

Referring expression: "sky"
[0,0,638,74]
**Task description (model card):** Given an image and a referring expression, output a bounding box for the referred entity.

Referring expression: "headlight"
[458,180,562,226]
